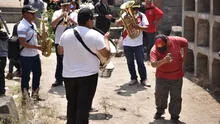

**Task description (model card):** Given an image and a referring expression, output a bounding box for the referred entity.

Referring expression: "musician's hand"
[104,32,111,40]
[36,45,42,51]
[62,11,68,18]
[105,14,112,20]
[133,24,140,30]
[163,53,173,63]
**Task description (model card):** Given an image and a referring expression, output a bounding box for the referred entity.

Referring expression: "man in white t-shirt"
[116,3,150,86]
[51,0,77,87]
[17,5,42,101]
[58,8,111,124]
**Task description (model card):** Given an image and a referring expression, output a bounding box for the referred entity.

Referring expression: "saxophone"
[120,0,140,39]
[39,15,53,57]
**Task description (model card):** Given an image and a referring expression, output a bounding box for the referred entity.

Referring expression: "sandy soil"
[5,54,220,124]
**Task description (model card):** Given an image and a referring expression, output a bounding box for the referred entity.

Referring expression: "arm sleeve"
[154,7,164,21]
[150,47,158,62]
[176,37,188,47]
[17,24,26,38]
[141,13,149,26]
[94,31,105,50]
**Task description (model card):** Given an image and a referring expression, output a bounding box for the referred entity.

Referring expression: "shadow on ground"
[149,119,185,124]
[115,83,147,96]
[89,113,113,120]
[56,113,113,121]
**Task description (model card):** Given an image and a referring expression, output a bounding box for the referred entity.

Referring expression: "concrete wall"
[183,0,220,91]
[155,0,182,34]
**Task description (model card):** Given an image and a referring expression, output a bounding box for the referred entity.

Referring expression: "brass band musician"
[116,1,150,86]
[51,0,77,87]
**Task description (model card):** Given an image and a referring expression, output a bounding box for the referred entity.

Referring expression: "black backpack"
[8,22,34,59]
[8,22,20,59]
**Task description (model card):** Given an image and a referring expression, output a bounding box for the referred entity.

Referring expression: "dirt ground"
[4,53,220,124]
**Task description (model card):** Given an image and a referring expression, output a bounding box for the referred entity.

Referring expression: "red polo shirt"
[145,3,164,33]
[150,36,188,80]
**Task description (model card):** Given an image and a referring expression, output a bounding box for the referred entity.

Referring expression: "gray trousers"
[155,78,183,118]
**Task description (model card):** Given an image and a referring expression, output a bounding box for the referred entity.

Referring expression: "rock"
[0,96,19,123]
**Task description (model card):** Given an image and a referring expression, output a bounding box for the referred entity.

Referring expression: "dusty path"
[5,53,220,124]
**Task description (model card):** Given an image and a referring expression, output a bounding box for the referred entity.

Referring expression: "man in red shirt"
[150,34,188,121]
[144,0,163,61]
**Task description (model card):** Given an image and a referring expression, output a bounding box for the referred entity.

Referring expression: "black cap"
[78,8,94,22]
[22,5,38,14]
[60,0,71,5]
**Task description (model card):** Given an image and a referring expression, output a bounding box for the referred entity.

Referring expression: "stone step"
[0,11,21,23]
[0,7,22,12]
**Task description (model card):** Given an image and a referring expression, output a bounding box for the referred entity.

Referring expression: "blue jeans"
[124,45,147,82]
[20,55,41,92]
[0,57,6,95]
[55,44,63,84]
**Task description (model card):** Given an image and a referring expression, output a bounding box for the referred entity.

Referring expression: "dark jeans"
[64,73,98,124]
[124,45,147,81]
[143,32,156,60]
[8,58,21,73]
[20,55,41,92]
[155,78,183,118]
[55,44,63,84]
[0,57,6,95]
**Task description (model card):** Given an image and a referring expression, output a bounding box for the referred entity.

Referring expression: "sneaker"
[140,80,151,87]
[154,112,164,120]
[6,73,13,80]
[51,81,63,87]
[128,80,138,86]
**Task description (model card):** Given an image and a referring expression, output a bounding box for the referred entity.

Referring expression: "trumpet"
[62,10,69,27]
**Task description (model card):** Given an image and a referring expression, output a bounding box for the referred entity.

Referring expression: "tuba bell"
[120,0,140,39]
[38,14,53,57]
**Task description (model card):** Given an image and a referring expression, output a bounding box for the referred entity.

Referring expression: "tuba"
[38,14,53,57]
[120,0,140,39]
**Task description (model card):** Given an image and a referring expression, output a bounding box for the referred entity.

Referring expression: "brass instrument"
[38,15,53,57]
[62,10,69,27]
[120,0,140,39]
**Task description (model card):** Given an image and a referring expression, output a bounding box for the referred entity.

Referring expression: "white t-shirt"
[69,11,78,24]
[59,26,106,78]
[123,12,149,47]
[52,9,77,44]
[17,18,39,57]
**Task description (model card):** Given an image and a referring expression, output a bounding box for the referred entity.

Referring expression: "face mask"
[157,46,167,53]
[70,4,75,9]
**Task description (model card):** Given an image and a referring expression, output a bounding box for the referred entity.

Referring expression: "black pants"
[64,73,98,124]
[55,44,63,84]
[0,57,6,95]
[155,78,183,118]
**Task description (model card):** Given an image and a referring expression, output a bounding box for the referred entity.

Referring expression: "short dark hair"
[77,8,93,25]
[154,34,168,44]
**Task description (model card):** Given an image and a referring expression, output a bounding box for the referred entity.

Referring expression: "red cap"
[155,38,166,48]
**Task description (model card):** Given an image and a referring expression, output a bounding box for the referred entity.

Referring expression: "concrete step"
[0,11,21,23]
[0,7,22,12]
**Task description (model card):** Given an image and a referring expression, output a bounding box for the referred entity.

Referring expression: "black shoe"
[171,116,180,121]
[51,82,63,87]
[154,112,164,120]
[90,107,98,112]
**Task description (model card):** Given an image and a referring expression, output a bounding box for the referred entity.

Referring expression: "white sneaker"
[141,80,151,87]
[128,80,138,86]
